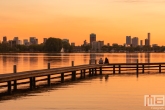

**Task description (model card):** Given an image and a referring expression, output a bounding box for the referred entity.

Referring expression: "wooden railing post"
[61,73,64,83]
[95,68,97,75]
[47,62,51,86]
[95,60,97,64]
[89,69,91,76]
[136,59,139,77]
[72,71,76,81]
[119,65,121,74]
[83,69,86,78]
[142,64,144,73]
[13,65,17,91]
[33,77,36,88]
[80,70,83,78]
[72,61,74,67]
[159,64,161,73]
[113,65,115,74]
[30,77,33,90]
[8,81,12,94]
[100,67,102,75]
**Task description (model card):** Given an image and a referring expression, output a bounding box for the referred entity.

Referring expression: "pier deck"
[0,62,165,95]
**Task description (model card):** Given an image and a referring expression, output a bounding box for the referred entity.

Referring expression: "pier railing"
[0,61,165,95]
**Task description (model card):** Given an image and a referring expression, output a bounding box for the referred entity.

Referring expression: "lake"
[0,53,165,110]
[0,52,164,74]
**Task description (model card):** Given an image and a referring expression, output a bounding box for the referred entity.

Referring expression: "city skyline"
[0,0,165,45]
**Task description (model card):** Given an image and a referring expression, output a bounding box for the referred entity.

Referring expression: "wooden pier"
[0,61,165,95]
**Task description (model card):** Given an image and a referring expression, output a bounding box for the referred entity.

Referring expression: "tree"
[62,41,71,52]
[44,37,62,52]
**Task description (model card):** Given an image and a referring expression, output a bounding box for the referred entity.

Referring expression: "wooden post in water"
[113,65,115,74]
[47,62,51,86]
[136,59,139,78]
[72,61,74,67]
[83,69,86,78]
[142,64,145,73]
[72,71,76,81]
[33,77,36,88]
[80,70,83,78]
[89,68,91,76]
[159,64,161,73]
[99,67,102,75]
[8,81,12,94]
[61,73,64,83]
[13,65,17,91]
[119,65,121,74]
[95,68,97,75]
[30,77,33,90]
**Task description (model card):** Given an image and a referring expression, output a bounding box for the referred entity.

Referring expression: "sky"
[0,0,165,45]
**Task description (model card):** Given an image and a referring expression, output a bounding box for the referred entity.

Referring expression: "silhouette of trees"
[44,37,62,52]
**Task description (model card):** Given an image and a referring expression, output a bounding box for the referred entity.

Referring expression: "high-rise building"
[126,36,131,45]
[132,37,138,47]
[30,37,38,45]
[3,36,7,43]
[140,40,143,46]
[91,41,104,52]
[145,39,149,46]
[90,33,96,45]
[23,39,29,45]
[148,33,150,46]
[13,37,19,44]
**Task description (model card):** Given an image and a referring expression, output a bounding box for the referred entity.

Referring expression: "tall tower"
[3,36,7,43]
[148,33,150,46]
[90,33,96,45]
[126,36,131,45]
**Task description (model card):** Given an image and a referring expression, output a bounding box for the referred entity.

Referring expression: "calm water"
[0,53,165,110]
[0,53,165,74]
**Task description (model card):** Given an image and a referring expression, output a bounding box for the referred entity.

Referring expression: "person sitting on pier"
[99,58,103,64]
[104,57,109,64]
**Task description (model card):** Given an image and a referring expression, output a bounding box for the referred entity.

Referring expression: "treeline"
[101,45,165,52]
[0,37,72,52]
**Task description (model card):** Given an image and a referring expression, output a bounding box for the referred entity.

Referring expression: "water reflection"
[126,53,150,63]
[0,53,162,74]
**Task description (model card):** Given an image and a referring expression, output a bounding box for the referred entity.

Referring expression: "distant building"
[107,43,110,46]
[152,44,157,47]
[62,39,69,43]
[13,37,19,45]
[126,36,131,45]
[140,40,143,46]
[90,33,96,45]
[23,39,29,45]
[30,37,38,45]
[43,38,47,43]
[112,43,118,46]
[91,41,104,52]
[83,40,87,46]
[71,42,75,46]
[148,33,150,46]
[132,37,138,47]
[145,39,149,46]
[2,36,7,43]
[8,40,16,47]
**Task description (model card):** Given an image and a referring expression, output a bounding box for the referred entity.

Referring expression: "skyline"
[0,0,165,45]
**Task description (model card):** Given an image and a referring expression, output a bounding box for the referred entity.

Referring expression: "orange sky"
[0,0,165,45]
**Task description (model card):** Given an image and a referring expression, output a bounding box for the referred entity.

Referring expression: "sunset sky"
[0,0,165,45]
